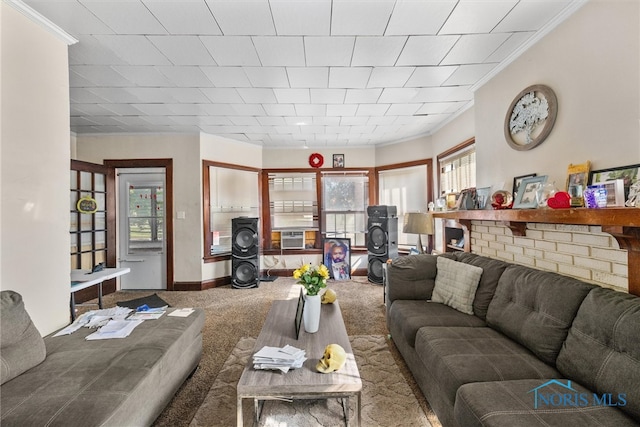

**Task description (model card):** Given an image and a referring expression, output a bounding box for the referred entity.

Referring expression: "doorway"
[118,168,166,290]
[105,158,174,291]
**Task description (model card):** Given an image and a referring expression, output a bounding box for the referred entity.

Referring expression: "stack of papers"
[253,345,306,373]
[86,319,144,340]
[127,307,166,320]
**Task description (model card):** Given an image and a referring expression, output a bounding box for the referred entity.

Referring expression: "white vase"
[303,294,321,333]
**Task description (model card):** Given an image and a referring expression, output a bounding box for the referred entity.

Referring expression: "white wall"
[1,3,72,335]
[262,146,375,169]
[76,134,202,282]
[474,0,640,190]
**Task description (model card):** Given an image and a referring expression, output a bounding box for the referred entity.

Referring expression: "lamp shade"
[402,212,434,235]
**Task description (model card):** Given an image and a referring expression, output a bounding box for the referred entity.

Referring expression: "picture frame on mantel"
[566,161,591,207]
[589,163,640,202]
[512,173,536,198]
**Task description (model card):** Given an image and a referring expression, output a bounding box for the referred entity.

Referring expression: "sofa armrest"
[385,254,438,305]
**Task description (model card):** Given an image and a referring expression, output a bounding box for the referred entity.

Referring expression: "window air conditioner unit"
[281,230,305,249]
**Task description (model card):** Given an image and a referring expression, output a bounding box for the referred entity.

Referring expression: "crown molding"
[5,0,78,45]
[470,0,588,92]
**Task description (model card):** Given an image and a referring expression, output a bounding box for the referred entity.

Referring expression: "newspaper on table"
[253,345,306,373]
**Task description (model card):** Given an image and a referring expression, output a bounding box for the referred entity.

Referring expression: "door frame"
[105,158,174,291]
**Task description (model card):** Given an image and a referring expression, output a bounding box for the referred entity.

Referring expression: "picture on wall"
[323,238,351,280]
[333,154,345,168]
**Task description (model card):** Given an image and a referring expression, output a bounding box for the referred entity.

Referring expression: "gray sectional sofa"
[385,252,640,427]
[0,290,205,426]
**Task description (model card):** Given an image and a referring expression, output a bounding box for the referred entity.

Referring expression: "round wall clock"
[504,84,557,151]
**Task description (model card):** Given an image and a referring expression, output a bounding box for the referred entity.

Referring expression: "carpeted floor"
[191,335,431,427]
[95,277,441,427]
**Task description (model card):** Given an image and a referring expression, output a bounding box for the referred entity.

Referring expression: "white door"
[118,169,166,290]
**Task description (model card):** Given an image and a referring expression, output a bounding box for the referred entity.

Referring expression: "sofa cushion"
[386,254,439,301]
[486,265,595,366]
[556,287,640,422]
[415,326,560,407]
[389,300,485,347]
[1,291,46,385]
[455,379,639,427]
[432,257,483,315]
[453,253,510,321]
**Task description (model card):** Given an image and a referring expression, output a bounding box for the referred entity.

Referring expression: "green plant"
[293,264,329,296]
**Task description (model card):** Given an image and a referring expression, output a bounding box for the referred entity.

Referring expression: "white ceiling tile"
[367,67,414,88]
[126,87,178,103]
[273,89,311,103]
[378,88,420,103]
[162,88,210,103]
[270,0,331,35]
[263,104,297,116]
[205,0,275,35]
[396,36,460,66]
[156,66,214,87]
[439,0,518,35]
[385,0,457,35]
[405,66,458,87]
[304,37,355,66]
[142,1,222,35]
[80,1,167,34]
[495,1,572,32]
[130,104,176,115]
[26,1,113,35]
[351,37,406,66]
[356,104,390,116]
[310,89,346,104]
[112,66,173,87]
[326,104,357,116]
[329,67,372,88]
[200,37,261,66]
[69,35,125,66]
[237,88,277,103]
[253,37,305,66]
[414,86,473,103]
[312,116,341,125]
[229,116,260,125]
[340,116,370,125]
[168,103,214,115]
[232,104,268,115]
[443,64,497,86]
[70,65,130,86]
[71,103,116,116]
[441,33,511,65]
[257,116,287,126]
[386,104,422,116]
[200,67,251,87]
[70,116,100,126]
[349,125,376,133]
[368,116,397,126]
[287,67,329,88]
[295,104,326,116]
[331,0,396,36]
[88,88,141,103]
[415,102,466,115]
[148,36,216,66]
[484,32,535,63]
[243,67,290,88]
[287,118,316,127]
[98,103,145,116]
[344,89,382,104]
[94,35,171,66]
[204,104,237,115]
[201,88,244,103]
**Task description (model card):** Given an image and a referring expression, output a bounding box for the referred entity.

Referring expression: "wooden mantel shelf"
[432,208,640,296]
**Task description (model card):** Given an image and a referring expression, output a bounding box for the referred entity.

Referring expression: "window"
[438,139,476,195]
[203,161,260,257]
[322,172,369,247]
[127,184,163,253]
[378,164,429,247]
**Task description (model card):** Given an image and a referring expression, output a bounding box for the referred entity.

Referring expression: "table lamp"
[403,212,434,254]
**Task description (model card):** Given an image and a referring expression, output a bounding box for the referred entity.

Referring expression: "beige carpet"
[94,277,441,427]
[190,335,431,427]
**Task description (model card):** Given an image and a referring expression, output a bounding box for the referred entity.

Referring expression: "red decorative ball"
[309,153,324,168]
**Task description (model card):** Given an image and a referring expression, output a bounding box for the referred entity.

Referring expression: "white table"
[70,268,130,320]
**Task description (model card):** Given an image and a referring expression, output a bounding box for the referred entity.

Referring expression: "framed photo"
[445,192,459,210]
[512,173,536,197]
[599,179,626,207]
[323,238,351,280]
[294,287,305,339]
[476,186,491,209]
[333,154,345,168]
[513,175,548,209]
[566,162,591,206]
[589,163,640,202]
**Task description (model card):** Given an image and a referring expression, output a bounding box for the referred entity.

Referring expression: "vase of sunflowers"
[293,263,329,333]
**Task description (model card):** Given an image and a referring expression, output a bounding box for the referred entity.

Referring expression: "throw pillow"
[1,291,46,385]
[432,257,483,315]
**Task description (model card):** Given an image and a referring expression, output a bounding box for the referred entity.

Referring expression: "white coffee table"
[237,298,362,426]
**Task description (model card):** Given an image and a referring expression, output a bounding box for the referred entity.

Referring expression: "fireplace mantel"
[432,208,640,296]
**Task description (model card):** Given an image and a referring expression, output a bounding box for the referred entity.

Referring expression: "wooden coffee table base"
[236,298,362,426]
